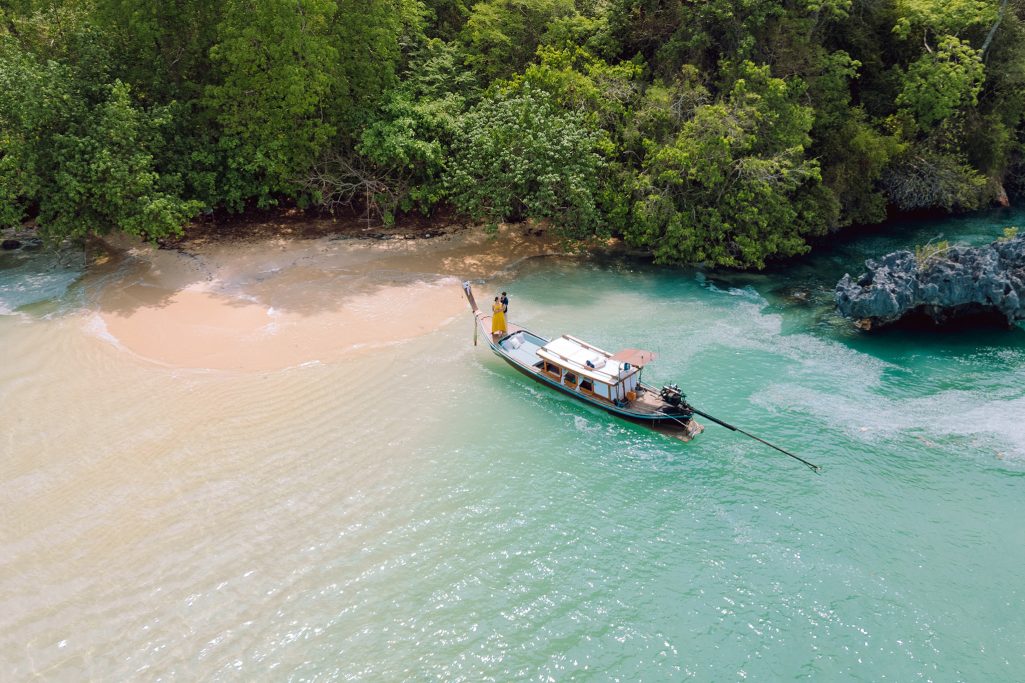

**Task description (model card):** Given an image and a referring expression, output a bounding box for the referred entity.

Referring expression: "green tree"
[807,50,903,226]
[3,0,1025,256]
[892,0,996,40]
[89,0,222,102]
[330,0,416,132]
[503,45,647,231]
[446,88,608,236]
[422,0,471,39]
[303,38,475,221]
[897,35,985,130]
[204,0,338,209]
[628,62,830,268]
[607,0,788,79]
[505,46,643,126]
[352,90,461,218]
[881,147,988,210]
[459,0,575,80]
[0,37,200,241]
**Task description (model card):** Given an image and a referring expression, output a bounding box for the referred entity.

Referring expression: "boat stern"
[653,417,704,442]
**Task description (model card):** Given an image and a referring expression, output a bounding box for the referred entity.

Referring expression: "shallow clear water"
[3,209,1025,680]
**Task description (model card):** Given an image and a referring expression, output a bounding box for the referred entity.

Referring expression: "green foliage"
[965,112,1014,177]
[304,38,476,221]
[0,35,200,242]
[608,0,789,78]
[204,0,338,209]
[401,39,479,102]
[999,226,1018,241]
[504,46,644,132]
[331,0,413,131]
[460,0,575,80]
[446,89,607,236]
[3,0,1025,265]
[502,46,646,233]
[628,66,710,151]
[807,51,904,226]
[914,239,950,268]
[897,36,985,130]
[539,13,609,54]
[422,0,472,40]
[825,117,905,225]
[356,90,462,216]
[628,62,829,268]
[893,0,995,39]
[89,0,222,102]
[360,95,451,181]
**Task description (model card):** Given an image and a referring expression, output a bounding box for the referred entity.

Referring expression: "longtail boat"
[462,282,821,471]
[462,282,704,442]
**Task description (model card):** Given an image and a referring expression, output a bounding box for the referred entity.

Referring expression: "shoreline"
[160,206,476,249]
[82,222,566,372]
[0,206,478,255]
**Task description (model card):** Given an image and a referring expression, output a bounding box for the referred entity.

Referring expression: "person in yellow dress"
[491,296,507,336]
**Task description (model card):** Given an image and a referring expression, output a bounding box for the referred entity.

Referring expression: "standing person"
[491,296,506,337]
[501,292,509,314]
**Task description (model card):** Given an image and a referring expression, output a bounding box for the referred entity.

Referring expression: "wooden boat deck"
[629,384,676,415]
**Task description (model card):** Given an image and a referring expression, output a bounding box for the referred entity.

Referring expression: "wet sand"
[92,225,561,371]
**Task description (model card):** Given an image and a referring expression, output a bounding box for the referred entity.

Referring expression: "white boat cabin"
[501,332,656,404]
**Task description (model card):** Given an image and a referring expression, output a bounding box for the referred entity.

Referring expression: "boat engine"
[660,383,685,407]
[660,383,694,418]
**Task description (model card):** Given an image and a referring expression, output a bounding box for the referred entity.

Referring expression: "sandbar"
[90,225,560,371]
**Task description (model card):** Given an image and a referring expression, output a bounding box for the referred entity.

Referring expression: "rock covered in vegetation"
[835,236,1025,328]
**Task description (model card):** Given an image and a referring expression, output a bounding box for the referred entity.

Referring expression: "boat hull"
[492,344,675,420]
[478,333,702,444]
[493,346,703,441]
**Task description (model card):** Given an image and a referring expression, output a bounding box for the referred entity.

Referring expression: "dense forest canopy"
[1,0,1023,267]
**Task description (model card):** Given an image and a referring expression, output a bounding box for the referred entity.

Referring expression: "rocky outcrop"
[835,235,1025,328]
[0,237,43,252]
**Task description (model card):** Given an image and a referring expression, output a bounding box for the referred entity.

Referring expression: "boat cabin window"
[580,379,593,393]
[564,372,577,388]
[543,361,562,379]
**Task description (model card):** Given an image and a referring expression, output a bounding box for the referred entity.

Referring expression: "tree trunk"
[981,0,1009,58]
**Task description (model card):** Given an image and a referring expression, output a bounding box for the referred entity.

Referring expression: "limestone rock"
[835,235,1025,328]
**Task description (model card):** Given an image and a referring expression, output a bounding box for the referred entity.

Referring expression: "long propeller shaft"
[687,406,821,473]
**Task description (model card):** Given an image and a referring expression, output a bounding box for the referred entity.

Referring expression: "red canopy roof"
[610,348,657,367]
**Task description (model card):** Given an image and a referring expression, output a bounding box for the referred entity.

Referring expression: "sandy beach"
[88,225,560,371]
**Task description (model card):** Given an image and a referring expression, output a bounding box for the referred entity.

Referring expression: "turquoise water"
[2,209,1025,680]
